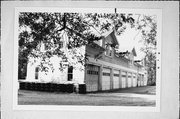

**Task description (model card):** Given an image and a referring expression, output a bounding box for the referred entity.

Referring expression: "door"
[133,73,137,87]
[113,70,119,89]
[137,74,141,87]
[121,71,126,88]
[127,72,132,88]
[102,68,111,90]
[141,75,144,86]
[85,64,99,92]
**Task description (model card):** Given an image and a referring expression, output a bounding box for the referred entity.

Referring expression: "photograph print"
[15,8,161,109]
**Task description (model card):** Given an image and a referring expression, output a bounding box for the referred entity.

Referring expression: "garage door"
[113,70,119,89]
[127,73,132,88]
[102,68,111,90]
[141,75,144,86]
[132,73,137,87]
[85,64,99,92]
[143,74,148,86]
[137,74,141,87]
[121,71,126,88]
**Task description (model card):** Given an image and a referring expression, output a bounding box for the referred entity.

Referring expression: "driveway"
[18,86,156,106]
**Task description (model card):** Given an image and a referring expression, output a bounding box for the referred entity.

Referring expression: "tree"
[18,12,135,78]
[136,15,157,85]
[18,11,157,83]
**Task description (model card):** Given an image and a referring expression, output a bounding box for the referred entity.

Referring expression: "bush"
[19,82,26,90]
[66,84,74,93]
[19,82,79,93]
[79,84,86,94]
[61,84,67,92]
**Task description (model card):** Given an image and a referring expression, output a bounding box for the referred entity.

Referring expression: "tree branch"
[57,13,67,32]
[66,26,86,39]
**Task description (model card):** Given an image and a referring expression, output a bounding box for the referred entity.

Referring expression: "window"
[129,60,133,66]
[35,67,39,79]
[68,66,73,81]
[87,70,99,75]
[109,46,112,56]
[105,41,113,57]
[103,72,110,76]
[114,74,119,77]
[129,54,134,67]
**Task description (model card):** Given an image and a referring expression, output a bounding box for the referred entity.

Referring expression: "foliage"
[18,12,135,76]
[18,12,157,84]
[137,15,157,85]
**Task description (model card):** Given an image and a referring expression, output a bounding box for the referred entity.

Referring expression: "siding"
[103,54,129,68]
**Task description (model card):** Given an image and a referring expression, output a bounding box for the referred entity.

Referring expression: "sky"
[87,13,148,61]
[116,24,145,60]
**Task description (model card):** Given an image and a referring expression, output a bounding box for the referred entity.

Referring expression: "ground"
[18,86,156,106]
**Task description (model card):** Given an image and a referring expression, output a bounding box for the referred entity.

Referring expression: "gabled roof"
[134,62,143,67]
[118,37,138,57]
[103,30,119,46]
[132,47,137,56]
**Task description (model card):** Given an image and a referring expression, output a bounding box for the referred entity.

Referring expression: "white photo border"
[13,7,162,112]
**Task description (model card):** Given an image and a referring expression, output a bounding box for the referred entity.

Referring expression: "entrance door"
[102,68,111,90]
[85,64,99,92]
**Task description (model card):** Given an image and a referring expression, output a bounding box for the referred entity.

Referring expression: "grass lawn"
[18,86,156,106]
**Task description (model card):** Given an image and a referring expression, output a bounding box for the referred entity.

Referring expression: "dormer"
[128,47,137,66]
[128,47,137,61]
[102,30,119,57]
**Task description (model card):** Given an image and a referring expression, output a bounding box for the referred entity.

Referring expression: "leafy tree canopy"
[18,12,134,70]
[18,11,157,83]
[136,15,157,85]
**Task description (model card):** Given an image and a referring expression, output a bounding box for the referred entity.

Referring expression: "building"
[24,30,148,92]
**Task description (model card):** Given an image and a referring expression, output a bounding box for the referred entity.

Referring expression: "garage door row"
[85,64,145,92]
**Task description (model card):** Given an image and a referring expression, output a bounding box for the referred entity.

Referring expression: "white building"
[24,30,148,92]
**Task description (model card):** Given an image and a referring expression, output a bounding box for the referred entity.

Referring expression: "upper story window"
[128,53,134,66]
[105,41,113,57]
[129,60,133,66]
